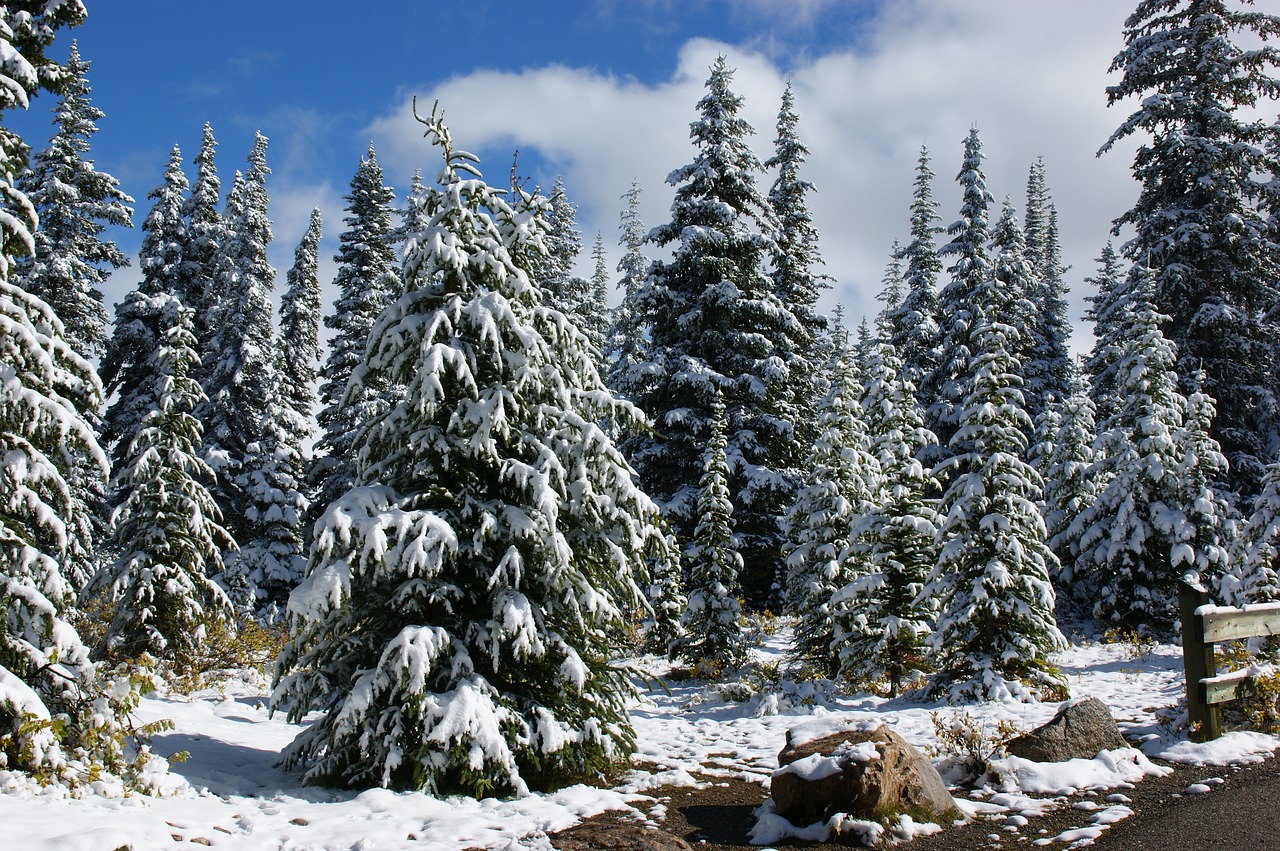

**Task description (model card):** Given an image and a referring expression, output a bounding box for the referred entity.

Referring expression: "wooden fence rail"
[1178,577,1280,741]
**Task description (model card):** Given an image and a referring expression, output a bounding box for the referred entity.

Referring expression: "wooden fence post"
[1179,578,1220,741]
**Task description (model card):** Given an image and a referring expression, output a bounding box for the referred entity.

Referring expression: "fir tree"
[626,58,798,606]
[225,210,322,614]
[1041,377,1103,610]
[1021,161,1073,417]
[1083,241,1127,423]
[929,128,995,461]
[202,133,276,547]
[16,41,132,361]
[101,146,188,485]
[273,105,671,796]
[1231,459,1280,604]
[0,0,122,781]
[89,297,232,662]
[831,340,939,695]
[765,81,830,458]
[889,145,943,394]
[605,181,650,397]
[309,146,400,528]
[876,242,904,337]
[923,261,1065,702]
[671,392,747,670]
[1100,0,1280,499]
[1071,266,1227,635]
[180,123,223,358]
[784,330,880,678]
[989,198,1041,435]
[582,231,611,367]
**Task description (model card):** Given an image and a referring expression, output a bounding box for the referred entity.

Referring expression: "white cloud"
[365,0,1141,352]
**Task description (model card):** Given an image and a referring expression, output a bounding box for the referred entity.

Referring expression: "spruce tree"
[1021,161,1073,417]
[1083,241,1127,424]
[605,181,650,397]
[989,198,1041,436]
[16,41,132,360]
[180,123,223,358]
[627,58,798,606]
[832,340,939,695]
[89,297,232,662]
[309,146,400,527]
[923,260,1065,702]
[929,128,995,461]
[877,242,904,337]
[0,0,116,780]
[102,146,188,486]
[671,392,747,670]
[273,105,671,796]
[226,211,322,614]
[1232,459,1280,604]
[784,330,880,678]
[765,81,830,457]
[1041,377,1103,610]
[1071,266,1227,635]
[1100,0,1280,499]
[890,145,943,395]
[202,133,276,546]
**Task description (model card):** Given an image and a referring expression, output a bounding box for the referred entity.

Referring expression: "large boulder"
[771,725,957,826]
[550,823,694,851]
[1005,696,1130,763]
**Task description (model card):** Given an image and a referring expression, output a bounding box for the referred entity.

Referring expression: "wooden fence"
[1179,577,1280,741]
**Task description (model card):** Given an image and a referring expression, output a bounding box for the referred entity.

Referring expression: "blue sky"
[14,1,1144,345]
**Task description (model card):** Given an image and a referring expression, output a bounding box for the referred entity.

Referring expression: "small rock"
[1005,697,1129,763]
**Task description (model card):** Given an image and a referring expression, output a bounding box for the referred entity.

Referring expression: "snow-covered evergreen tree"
[831,340,939,695]
[276,208,322,492]
[1231,459,1280,604]
[930,128,995,462]
[1071,265,1226,635]
[16,41,132,360]
[988,198,1041,438]
[1021,160,1073,419]
[1041,377,1103,609]
[626,57,798,606]
[1100,0,1280,499]
[308,146,400,528]
[1083,241,1127,424]
[671,392,747,670]
[783,329,880,678]
[0,0,117,780]
[224,210,322,614]
[89,297,232,662]
[273,105,670,796]
[890,145,943,395]
[180,123,223,360]
[876,243,904,337]
[765,80,829,458]
[202,133,276,546]
[605,181,650,398]
[582,231,611,366]
[923,263,1065,702]
[101,146,188,487]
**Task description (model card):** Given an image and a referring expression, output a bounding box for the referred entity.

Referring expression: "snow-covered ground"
[3,628,1278,850]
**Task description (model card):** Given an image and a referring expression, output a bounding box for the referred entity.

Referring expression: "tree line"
[1,0,1279,800]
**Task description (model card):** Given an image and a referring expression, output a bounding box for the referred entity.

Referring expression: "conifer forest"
[5,0,1280,827]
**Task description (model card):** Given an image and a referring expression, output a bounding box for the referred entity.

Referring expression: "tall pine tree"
[628,58,799,606]
[16,40,132,360]
[308,146,400,528]
[889,145,943,395]
[1100,0,1280,499]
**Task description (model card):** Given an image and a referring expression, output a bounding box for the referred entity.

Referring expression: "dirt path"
[576,752,1280,849]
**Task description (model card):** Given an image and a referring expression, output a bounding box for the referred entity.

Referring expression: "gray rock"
[549,822,694,851]
[771,725,957,826]
[1005,696,1130,763]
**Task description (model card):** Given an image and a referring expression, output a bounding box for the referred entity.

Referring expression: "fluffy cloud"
[366,0,1141,351]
